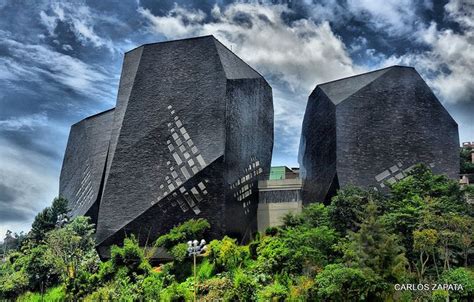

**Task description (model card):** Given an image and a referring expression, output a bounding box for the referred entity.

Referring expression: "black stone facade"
[60,36,273,258]
[59,109,115,225]
[299,66,459,204]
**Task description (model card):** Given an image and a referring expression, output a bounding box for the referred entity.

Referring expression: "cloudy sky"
[0,0,472,238]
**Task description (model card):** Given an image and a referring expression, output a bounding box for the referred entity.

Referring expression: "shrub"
[315,264,387,301]
[197,259,214,280]
[208,236,246,272]
[141,273,163,301]
[0,269,29,299]
[110,235,151,278]
[233,269,257,301]
[199,277,234,302]
[155,219,210,250]
[257,281,288,301]
[288,276,316,301]
[440,268,474,300]
[16,286,66,302]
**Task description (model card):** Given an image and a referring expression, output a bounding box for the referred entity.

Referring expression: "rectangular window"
[198,182,206,190]
[181,166,191,179]
[172,153,182,165]
[196,155,206,167]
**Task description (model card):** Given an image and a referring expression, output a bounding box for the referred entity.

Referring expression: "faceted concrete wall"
[299,66,459,203]
[59,109,114,224]
[90,36,273,257]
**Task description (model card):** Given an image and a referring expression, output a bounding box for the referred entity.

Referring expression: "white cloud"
[0,36,117,103]
[38,2,122,53]
[0,112,48,131]
[138,2,363,159]
[39,10,57,36]
[62,44,73,51]
[445,0,474,29]
[381,0,474,104]
[346,0,429,36]
[139,3,361,93]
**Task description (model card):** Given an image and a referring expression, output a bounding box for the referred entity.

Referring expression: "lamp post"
[187,239,207,302]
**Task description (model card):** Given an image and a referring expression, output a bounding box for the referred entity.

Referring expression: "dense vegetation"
[1,165,474,301]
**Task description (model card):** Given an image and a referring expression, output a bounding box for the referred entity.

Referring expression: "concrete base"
[257,201,302,232]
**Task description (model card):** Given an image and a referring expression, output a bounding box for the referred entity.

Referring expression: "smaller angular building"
[298,66,459,203]
[59,109,114,225]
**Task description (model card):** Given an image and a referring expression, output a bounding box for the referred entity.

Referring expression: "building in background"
[299,66,459,204]
[60,36,273,258]
[460,141,474,187]
[257,167,302,232]
[462,142,474,164]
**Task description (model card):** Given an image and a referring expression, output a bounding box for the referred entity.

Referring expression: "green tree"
[460,145,474,174]
[441,268,474,301]
[413,228,439,280]
[257,226,338,275]
[0,255,29,299]
[46,216,96,280]
[301,202,331,228]
[342,202,408,283]
[383,164,473,264]
[110,235,152,278]
[388,165,468,215]
[328,186,383,234]
[208,236,247,272]
[30,197,69,242]
[315,264,387,301]
[155,218,210,252]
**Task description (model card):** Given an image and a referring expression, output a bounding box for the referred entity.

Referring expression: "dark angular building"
[59,109,115,225]
[298,66,459,204]
[59,36,273,258]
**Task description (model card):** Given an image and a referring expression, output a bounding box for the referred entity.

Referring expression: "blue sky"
[0,0,473,236]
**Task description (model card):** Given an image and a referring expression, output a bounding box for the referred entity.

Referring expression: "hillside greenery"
[1,165,474,301]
